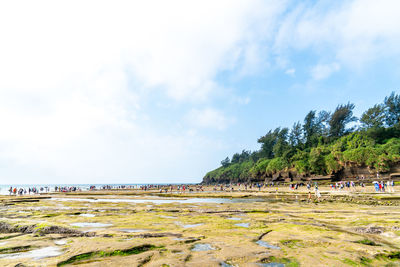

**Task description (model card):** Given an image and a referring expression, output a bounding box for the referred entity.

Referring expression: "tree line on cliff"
[203,92,400,184]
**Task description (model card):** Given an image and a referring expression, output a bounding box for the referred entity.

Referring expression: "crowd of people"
[373,180,396,192]
[8,186,49,195]
[6,185,85,195]
[140,184,205,193]
[3,180,397,197]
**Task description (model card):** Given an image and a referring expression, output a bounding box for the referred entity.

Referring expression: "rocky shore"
[0,187,400,266]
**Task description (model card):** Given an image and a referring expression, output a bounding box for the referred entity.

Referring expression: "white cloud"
[0,0,286,100]
[285,68,296,76]
[0,0,287,183]
[311,63,340,80]
[186,108,232,130]
[275,0,400,67]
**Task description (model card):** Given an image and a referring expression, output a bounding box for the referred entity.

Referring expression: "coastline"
[1,187,400,266]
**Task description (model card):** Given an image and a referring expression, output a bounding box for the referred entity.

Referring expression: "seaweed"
[57,244,156,266]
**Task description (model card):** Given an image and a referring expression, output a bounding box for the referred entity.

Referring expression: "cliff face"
[201,163,400,184]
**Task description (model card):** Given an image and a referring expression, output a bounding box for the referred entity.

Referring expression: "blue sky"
[0,0,399,184]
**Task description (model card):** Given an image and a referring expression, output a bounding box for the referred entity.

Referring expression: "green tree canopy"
[384,91,400,127]
[329,103,357,138]
[360,104,385,129]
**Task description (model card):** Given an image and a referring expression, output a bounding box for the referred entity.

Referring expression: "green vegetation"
[280,239,304,248]
[138,254,153,266]
[184,254,192,262]
[375,251,400,262]
[359,256,372,266]
[203,92,400,183]
[261,256,300,267]
[0,245,32,254]
[342,258,358,266]
[0,233,25,240]
[354,239,380,246]
[57,244,156,266]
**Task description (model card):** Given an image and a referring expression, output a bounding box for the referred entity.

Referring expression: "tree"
[221,157,230,167]
[258,128,280,159]
[303,111,319,147]
[231,153,241,164]
[289,121,304,148]
[272,128,289,158]
[316,110,331,137]
[384,91,400,127]
[329,103,357,138]
[360,104,385,129]
[238,150,251,162]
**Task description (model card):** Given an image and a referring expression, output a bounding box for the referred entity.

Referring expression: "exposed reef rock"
[0,222,95,237]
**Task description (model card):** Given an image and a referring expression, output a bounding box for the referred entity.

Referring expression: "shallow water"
[70,222,112,228]
[0,246,63,260]
[191,243,214,251]
[54,240,67,245]
[52,197,266,204]
[227,217,242,221]
[119,229,148,233]
[235,223,249,228]
[178,223,204,228]
[256,240,281,250]
[79,213,95,217]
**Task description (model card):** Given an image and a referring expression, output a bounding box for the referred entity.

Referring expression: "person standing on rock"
[314,182,319,198]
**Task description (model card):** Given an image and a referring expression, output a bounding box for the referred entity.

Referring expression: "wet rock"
[257,230,273,240]
[37,225,95,236]
[102,234,113,238]
[0,222,95,237]
[354,226,385,234]
[134,232,182,238]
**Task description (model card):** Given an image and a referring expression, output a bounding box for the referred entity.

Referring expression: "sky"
[0,0,399,184]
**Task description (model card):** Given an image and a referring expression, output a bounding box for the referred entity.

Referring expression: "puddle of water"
[119,229,148,233]
[79,214,95,217]
[173,238,186,241]
[174,221,204,228]
[54,240,67,245]
[235,223,249,228]
[220,262,235,267]
[257,263,285,267]
[256,240,281,250]
[0,246,63,260]
[182,223,204,228]
[0,242,7,246]
[227,217,242,221]
[191,243,215,251]
[160,216,177,219]
[52,197,267,204]
[70,222,112,228]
